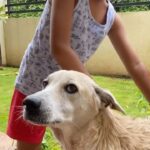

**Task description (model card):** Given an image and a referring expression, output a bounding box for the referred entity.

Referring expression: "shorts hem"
[7,129,44,144]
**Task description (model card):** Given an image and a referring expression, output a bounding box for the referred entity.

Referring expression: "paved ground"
[0,132,16,150]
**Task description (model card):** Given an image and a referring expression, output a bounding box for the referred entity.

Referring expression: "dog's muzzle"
[23,96,62,126]
[23,96,48,124]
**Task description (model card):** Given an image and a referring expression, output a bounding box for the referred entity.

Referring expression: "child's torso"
[15,0,116,95]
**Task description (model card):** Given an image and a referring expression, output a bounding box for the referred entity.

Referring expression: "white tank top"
[15,0,116,95]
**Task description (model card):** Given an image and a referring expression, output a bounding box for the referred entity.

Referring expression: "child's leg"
[17,140,41,150]
[7,89,46,149]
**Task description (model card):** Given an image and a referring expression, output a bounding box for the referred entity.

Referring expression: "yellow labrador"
[23,70,150,150]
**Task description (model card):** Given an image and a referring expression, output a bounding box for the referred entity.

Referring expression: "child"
[7,0,150,149]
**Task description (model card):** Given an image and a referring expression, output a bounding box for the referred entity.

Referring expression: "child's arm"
[50,0,89,75]
[108,14,150,102]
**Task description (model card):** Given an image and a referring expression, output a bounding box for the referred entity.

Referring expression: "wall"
[86,11,150,75]
[0,20,6,65]
[1,11,150,76]
[2,18,39,66]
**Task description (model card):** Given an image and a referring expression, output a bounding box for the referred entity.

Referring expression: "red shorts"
[7,89,46,144]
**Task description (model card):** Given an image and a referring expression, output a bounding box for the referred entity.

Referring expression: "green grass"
[0,67,18,132]
[94,76,150,117]
[0,67,150,150]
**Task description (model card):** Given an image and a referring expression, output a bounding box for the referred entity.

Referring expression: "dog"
[23,70,150,150]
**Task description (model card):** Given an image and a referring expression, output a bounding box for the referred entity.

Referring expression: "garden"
[1,0,150,149]
[0,67,150,149]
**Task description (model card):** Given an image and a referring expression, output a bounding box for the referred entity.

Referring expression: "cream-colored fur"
[66,110,150,150]
[23,70,150,150]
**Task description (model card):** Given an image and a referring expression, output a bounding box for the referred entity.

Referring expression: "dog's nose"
[23,97,41,111]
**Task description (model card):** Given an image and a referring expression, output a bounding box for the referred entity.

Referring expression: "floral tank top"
[15,0,116,95]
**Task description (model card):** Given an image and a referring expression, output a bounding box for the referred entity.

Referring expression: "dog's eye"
[42,80,48,88]
[65,83,78,94]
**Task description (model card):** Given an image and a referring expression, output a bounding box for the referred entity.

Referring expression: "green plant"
[0,1,8,20]
[42,130,60,150]
[113,0,150,12]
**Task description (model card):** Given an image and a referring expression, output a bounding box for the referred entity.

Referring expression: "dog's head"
[23,70,124,129]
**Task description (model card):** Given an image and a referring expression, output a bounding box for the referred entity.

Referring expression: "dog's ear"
[94,87,125,114]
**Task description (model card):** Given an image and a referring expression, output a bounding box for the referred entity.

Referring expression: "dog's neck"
[71,109,127,150]
[51,125,79,150]
[51,108,133,150]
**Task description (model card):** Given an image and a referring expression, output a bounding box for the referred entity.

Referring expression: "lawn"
[0,67,150,150]
[0,67,18,132]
